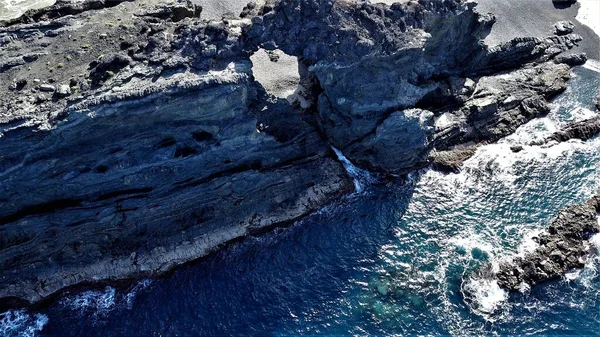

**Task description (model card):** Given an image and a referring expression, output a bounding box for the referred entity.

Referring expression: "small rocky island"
[0,0,598,306]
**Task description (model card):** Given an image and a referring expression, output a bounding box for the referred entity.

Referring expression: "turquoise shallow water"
[1,65,600,336]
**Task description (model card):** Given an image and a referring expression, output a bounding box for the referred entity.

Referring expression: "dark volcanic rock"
[429,145,479,173]
[0,62,353,303]
[89,53,131,87]
[554,52,588,66]
[243,0,582,174]
[546,117,600,143]
[493,196,600,290]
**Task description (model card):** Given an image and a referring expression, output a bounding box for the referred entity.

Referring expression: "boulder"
[39,84,55,92]
[554,21,575,35]
[55,84,71,97]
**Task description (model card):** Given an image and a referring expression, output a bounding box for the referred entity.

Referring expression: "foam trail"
[0,310,48,337]
[331,146,375,193]
[125,279,153,309]
[61,286,116,316]
[582,60,600,73]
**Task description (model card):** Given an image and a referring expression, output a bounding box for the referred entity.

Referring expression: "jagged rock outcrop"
[490,196,600,290]
[554,21,575,35]
[429,145,479,173]
[547,117,600,143]
[242,0,585,174]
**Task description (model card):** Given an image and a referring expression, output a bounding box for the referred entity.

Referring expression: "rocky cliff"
[0,0,594,304]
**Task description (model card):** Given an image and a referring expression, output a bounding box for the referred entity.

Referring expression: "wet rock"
[546,117,600,143]
[343,109,435,173]
[429,145,479,173]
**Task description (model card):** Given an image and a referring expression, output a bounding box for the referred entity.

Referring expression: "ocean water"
[1,64,599,337]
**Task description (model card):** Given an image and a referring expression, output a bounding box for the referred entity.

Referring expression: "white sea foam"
[582,59,600,73]
[0,310,48,337]
[331,146,376,193]
[577,0,600,40]
[517,228,544,256]
[61,286,116,315]
[462,278,508,316]
[125,279,153,309]
[589,232,600,253]
[449,232,497,259]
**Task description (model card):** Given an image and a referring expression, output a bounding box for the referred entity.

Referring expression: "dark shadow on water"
[39,179,419,336]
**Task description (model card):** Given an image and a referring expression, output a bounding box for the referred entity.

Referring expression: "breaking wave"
[0,310,48,337]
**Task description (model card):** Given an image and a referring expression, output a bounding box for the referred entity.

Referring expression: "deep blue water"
[1,65,600,337]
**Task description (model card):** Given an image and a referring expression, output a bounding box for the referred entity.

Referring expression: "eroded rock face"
[0,1,354,304]
[0,62,353,303]
[343,109,435,173]
[243,0,584,174]
[547,117,600,143]
[493,197,600,290]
